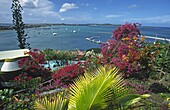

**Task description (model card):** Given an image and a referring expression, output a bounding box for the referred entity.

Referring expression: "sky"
[0,0,170,27]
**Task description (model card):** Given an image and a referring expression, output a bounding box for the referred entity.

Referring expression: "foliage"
[42,49,77,66]
[115,94,151,109]
[86,48,101,54]
[101,23,144,77]
[100,23,170,80]
[42,48,57,61]
[17,49,52,81]
[52,62,85,88]
[69,65,150,110]
[11,0,30,49]
[6,92,36,110]
[84,49,103,72]
[126,79,150,94]
[138,41,170,79]
[152,41,170,74]
[0,88,36,110]
[0,89,14,109]
[34,91,69,110]
[4,78,40,110]
[112,23,140,41]
[13,77,41,91]
[34,66,151,110]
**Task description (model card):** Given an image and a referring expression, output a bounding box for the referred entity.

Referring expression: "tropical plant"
[52,62,85,88]
[34,66,151,110]
[34,91,69,110]
[17,49,52,81]
[69,65,150,110]
[6,92,36,110]
[152,41,170,74]
[101,23,143,77]
[0,89,14,109]
[11,0,30,49]
[84,49,103,72]
[42,49,77,66]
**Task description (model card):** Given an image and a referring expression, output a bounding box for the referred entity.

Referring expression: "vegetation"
[34,66,150,110]
[0,23,170,110]
[11,0,30,49]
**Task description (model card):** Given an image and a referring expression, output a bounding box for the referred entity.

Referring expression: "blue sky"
[0,0,170,27]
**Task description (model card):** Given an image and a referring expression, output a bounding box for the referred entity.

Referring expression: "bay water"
[0,25,170,51]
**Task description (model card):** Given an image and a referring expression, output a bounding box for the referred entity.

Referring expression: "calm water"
[0,25,170,51]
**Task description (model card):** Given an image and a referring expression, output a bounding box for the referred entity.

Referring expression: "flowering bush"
[84,50,103,72]
[14,73,32,82]
[52,62,85,88]
[112,23,140,41]
[101,23,144,77]
[126,80,150,94]
[16,49,52,81]
[42,49,77,66]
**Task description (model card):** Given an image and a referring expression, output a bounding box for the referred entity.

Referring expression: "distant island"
[0,23,121,31]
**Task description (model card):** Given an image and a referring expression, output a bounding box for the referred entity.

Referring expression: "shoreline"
[0,23,120,31]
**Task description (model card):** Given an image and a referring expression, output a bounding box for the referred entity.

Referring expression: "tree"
[11,0,30,49]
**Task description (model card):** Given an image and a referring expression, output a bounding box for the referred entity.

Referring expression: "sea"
[0,25,170,51]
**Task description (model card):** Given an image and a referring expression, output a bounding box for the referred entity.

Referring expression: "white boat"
[53,33,57,36]
[96,40,102,44]
[73,30,76,33]
[86,38,91,40]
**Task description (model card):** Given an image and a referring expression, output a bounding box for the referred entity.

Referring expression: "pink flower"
[33,48,39,51]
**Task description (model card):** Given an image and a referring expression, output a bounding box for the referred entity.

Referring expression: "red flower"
[33,48,39,51]
[52,62,85,87]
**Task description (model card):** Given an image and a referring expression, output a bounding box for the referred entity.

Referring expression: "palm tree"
[34,91,69,110]
[69,65,150,110]
[34,65,150,110]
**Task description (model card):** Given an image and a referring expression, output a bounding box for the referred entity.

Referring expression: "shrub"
[42,49,77,66]
[84,49,103,72]
[17,49,52,81]
[101,23,143,77]
[52,62,85,88]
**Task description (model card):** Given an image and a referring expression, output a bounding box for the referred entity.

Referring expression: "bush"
[101,23,143,77]
[52,62,85,88]
[17,49,52,81]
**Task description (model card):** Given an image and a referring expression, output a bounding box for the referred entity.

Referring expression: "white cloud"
[106,14,124,18]
[128,4,138,9]
[0,0,12,23]
[19,0,39,8]
[59,3,78,13]
[0,0,64,23]
[122,15,170,26]
[129,15,170,23]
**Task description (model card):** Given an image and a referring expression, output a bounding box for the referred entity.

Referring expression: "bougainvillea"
[16,49,52,81]
[14,73,32,82]
[52,62,85,88]
[126,80,150,94]
[101,23,144,77]
[112,23,140,41]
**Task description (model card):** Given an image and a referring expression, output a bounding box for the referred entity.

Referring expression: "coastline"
[0,23,120,31]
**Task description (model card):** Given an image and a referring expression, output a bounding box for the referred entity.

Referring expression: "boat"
[53,33,57,36]
[73,30,76,33]
[96,40,102,44]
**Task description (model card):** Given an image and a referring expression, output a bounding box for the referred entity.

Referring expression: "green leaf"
[116,94,151,109]
[68,65,126,110]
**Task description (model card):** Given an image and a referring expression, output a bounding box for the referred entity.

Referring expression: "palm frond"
[68,65,126,110]
[116,94,151,109]
[34,92,69,110]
